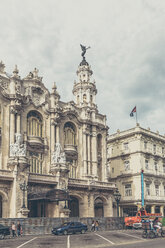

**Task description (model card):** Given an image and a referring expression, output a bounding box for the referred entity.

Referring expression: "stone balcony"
[27,136,44,148]
[64,144,77,156]
[69,178,116,190]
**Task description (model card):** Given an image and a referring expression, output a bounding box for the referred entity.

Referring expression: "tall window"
[144,141,147,149]
[164,186,165,196]
[153,144,156,154]
[154,162,158,171]
[163,164,165,173]
[69,160,77,178]
[145,160,149,170]
[162,147,164,155]
[29,151,43,174]
[155,185,159,196]
[97,134,102,157]
[124,161,130,171]
[123,142,128,150]
[146,183,150,196]
[64,122,76,145]
[125,184,132,196]
[0,105,1,129]
[27,111,43,137]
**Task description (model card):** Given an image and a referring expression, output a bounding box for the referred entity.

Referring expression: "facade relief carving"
[51,143,66,164]
[10,133,26,157]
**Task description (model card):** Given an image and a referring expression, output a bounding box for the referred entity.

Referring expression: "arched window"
[64,122,76,146]
[83,94,87,102]
[27,111,43,137]
[94,197,104,217]
[90,95,93,103]
[29,151,43,174]
[0,195,2,217]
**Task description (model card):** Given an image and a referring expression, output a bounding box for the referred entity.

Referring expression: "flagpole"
[136,105,138,124]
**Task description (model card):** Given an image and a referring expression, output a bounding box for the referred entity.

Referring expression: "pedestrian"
[11,222,16,237]
[91,220,95,232]
[95,220,99,231]
[17,221,22,237]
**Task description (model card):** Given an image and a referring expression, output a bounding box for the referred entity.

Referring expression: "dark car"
[52,222,88,235]
[0,224,10,239]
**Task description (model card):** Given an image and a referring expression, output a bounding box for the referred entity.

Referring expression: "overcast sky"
[1,0,165,134]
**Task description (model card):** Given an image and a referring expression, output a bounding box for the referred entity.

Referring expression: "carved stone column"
[151,205,155,214]
[10,108,15,144]
[83,128,87,176]
[16,114,21,133]
[91,127,97,178]
[87,134,91,175]
[51,120,55,154]
[56,125,60,143]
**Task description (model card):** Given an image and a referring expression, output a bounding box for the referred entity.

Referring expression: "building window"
[163,164,165,173]
[155,185,159,196]
[145,160,149,170]
[125,184,132,196]
[124,161,130,171]
[153,144,156,154]
[164,186,165,196]
[123,143,128,150]
[27,111,43,137]
[162,147,164,155]
[29,151,43,174]
[154,162,158,171]
[112,168,114,173]
[144,141,147,149]
[64,122,76,146]
[146,183,150,196]
[69,160,77,178]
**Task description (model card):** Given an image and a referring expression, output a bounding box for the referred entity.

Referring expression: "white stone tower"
[72,54,97,108]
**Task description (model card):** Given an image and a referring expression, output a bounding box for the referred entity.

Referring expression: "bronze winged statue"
[80,44,91,59]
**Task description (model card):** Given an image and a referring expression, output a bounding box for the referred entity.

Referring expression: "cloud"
[0,0,165,135]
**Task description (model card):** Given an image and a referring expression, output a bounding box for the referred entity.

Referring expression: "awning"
[28,189,70,202]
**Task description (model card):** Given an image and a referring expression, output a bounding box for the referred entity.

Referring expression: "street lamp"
[114,188,121,217]
[20,181,28,208]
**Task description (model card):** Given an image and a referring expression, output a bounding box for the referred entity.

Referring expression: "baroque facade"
[107,124,165,217]
[0,56,116,218]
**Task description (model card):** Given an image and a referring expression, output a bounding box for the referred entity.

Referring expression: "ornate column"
[83,126,87,176]
[87,134,91,175]
[10,107,15,144]
[16,113,21,133]
[160,206,164,216]
[151,205,155,214]
[91,127,97,178]
[51,119,55,153]
[56,125,60,143]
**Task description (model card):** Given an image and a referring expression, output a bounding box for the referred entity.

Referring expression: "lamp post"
[114,188,121,217]
[20,181,28,208]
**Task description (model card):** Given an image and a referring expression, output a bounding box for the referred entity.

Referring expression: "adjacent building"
[107,124,165,217]
[0,55,116,218]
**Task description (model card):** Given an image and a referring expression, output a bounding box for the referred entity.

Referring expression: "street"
[0,229,165,248]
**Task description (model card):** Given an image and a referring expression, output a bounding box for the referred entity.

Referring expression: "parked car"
[0,224,10,239]
[52,222,88,235]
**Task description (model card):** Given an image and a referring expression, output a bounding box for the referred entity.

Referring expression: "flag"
[130,106,136,117]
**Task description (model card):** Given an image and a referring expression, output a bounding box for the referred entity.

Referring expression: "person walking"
[11,222,16,238]
[91,220,95,232]
[95,221,99,232]
[17,221,22,237]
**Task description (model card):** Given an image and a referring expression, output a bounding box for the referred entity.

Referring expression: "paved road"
[0,230,165,248]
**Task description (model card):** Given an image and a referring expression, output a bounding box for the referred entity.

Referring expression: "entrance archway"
[0,195,2,217]
[28,200,46,217]
[69,197,79,217]
[94,197,104,217]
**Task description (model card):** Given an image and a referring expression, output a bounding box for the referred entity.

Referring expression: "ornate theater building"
[0,52,116,218]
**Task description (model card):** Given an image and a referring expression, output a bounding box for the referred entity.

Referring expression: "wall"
[0,217,124,235]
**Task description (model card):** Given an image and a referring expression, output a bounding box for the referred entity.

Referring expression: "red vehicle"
[125,208,161,229]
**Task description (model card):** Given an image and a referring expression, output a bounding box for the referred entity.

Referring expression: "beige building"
[107,124,165,217]
[0,56,116,218]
